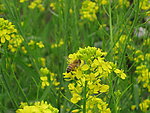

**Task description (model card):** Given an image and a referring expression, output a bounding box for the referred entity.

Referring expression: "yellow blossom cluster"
[16,101,59,113]
[116,0,130,8]
[40,67,50,88]
[39,57,46,67]
[39,67,60,89]
[139,99,150,112]
[0,18,24,52]
[50,2,56,11]
[51,39,64,48]
[133,50,144,63]
[50,0,64,12]
[140,0,150,10]
[113,35,132,55]
[19,0,28,3]
[40,76,49,89]
[40,67,49,75]
[86,96,111,113]
[143,38,150,46]
[28,39,45,49]
[63,47,127,112]
[80,0,99,21]
[95,0,108,5]
[20,0,45,11]
[135,65,150,92]
[72,96,111,113]
[50,72,60,87]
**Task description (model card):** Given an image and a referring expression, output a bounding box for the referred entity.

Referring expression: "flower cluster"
[19,0,28,3]
[116,0,130,8]
[80,0,99,21]
[28,39,45,49]
[139,99,150,112]
[0,18,24,52]
[51,39,64,48]
[136,65,150,92]
[50,0,64,12]
[140,0,150,10]
[50,72,60,87]
[39,67,60,89]
[16,101,59,113]
[113,35,132,55]
[40,76,49,89]
[143,38,150,46]
[39,57,46,67]
[133,50,144,63]
[95,0,108,5]
[63,46,127,112]
[72,96,111,113]
[20,0,45,11]
[40,67,50,89]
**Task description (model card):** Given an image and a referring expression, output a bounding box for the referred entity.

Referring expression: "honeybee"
[66,59,81,73]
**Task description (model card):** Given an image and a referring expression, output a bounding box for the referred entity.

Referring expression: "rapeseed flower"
[114,0,130,9]
[80,0,99,21]
[95,0,108,5]
[40,76,49,89]
[63,46,126,112]
[28,39,45,49]
[21,46,27,54]
[0,18,24,52]
[51,39,64,48]
[49,72,60,87]
[36,41,44,48]
[140,0,150,10]
[20,0,28,3]
[28,0,45,11]
[139,99,150,112]
[136,65,150,92]
[39,57,46,67]
[86,96,111,113]
[40,67,50,75]
[16,101,59,113]
[131,105,136,111]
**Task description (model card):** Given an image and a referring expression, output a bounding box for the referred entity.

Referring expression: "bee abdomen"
[66,65,73,73]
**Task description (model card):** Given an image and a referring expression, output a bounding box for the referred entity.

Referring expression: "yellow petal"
[81,64,89,71]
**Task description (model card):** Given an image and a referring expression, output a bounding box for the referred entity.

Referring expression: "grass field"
[0,0,150,113]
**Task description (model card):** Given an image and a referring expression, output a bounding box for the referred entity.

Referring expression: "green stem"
[108,0,113,47]
[11,65,29,104]
[83,81,87,113]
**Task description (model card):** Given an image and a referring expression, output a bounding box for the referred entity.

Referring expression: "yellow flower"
[28,40,35,46]
[72,109,80,113]
[100,84,109,93]
[40,76,49,89]
[81,64,89,71]
[28,0,45,11]
[0,18,24,52]
[28,2,36,9]
[71,93,82,104]
[21,46,27,54]
[40,67,50,75]
[20,0,28,3]
[80,0,99,21]
[114,69,127,79]
[139,99,150,112]
[39,57,46,67]
[50,3,56,10]
[131,105,136,110]
[16,101,59,113]
[36,41,44,48]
